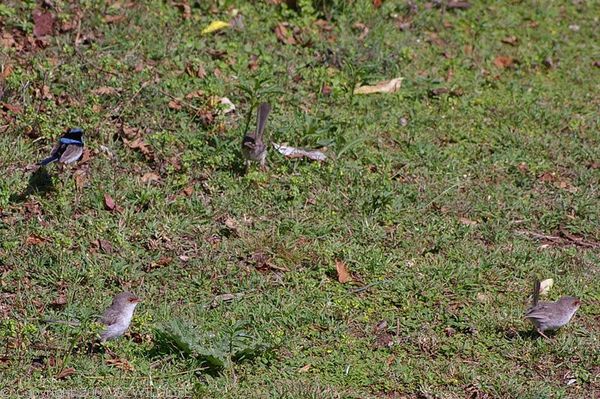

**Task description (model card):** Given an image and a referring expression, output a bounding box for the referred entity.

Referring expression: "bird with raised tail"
[37,127,85,166]
[241,102,271,169]
[525,279,580,339]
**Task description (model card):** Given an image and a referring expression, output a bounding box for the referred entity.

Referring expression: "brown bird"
[99,292,142,342]
[525,279,580,339]
[241,102,271,169]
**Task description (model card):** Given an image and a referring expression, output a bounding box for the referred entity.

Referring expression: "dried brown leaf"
[354,78,403,94]
[298,364,311,372]
[123,137,154,160]
[1,64,12,79]
[26,234,46,246]
[56,367,76,380]
[168,99,183,110]
[106,357,135,371]
[73,170,87,191]
[459,217,477,226]
[493,55,514,68]
[353,22,369,41]
[1,102,22,114]
[104,15,126,24]
[274,23,296,45]
[104,193,116,211]
[181,186,194,197]
[141,172,160,183]
[501,35,518,46]
[50,292,68,307]
[33,10,55,38]
[447,1,471,9]
[175,2,191,19]
[92,86,119,96]
[335,259,351,284]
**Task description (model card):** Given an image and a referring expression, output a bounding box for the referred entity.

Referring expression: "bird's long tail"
[255,102,271,140]
[37,154,59,166]
[532,278,541,307]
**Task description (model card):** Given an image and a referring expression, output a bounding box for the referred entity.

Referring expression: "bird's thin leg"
[537,328,550,339]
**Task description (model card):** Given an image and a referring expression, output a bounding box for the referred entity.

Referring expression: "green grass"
[1,0,599,397]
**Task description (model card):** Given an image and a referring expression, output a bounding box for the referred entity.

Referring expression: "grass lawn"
[1,1,599,398]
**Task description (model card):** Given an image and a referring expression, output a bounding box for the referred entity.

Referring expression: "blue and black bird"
[37,128,84,166]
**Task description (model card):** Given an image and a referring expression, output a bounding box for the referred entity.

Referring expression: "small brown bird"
[99,292,142,342]
[525,279,580,339]
[241,102,271,169]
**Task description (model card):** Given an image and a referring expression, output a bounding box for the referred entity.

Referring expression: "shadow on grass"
[9,167,55,202]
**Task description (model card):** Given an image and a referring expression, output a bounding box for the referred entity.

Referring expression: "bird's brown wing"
[99,307,120,326]
[525,303,553,322]
[59,145,83,164]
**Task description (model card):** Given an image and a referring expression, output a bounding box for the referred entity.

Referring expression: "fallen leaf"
[185,64,207,79]
[248,54,259,71]
[335,260,351,284]
[156,256,172,267]
[26,234,46,246]
[181,186,194,197]
[141,172,160,183]
[493,55,514,69]
[123,137,154,160]
[1,102,22,114]
[56,367,76,380]
[501,35,518,46]
[459,217,477,226]
[538,172,556,183]
[104,15,125,24]
[298,364,311,372]
[353,22,369,41]
[104,193,116,211]
[539,278,553,296]
[447,1,471,9]
[1,64,12,79]
[224,217,239,233]
[274,23,296,45]
[273,143,327,161]
[179,255,190,262]
[175,2,191,19]
[219,97,235,114]
[106,357,135,371]
[50,292,68,307]
[73,169,87,191]
[33,10,55,38]
[121,125,142,139]
[202,20,230,35]
[354,77,403,94]
[0,32,16,48]
[185,89,206,99]
[92,86,120,96]
[168,99,183,110]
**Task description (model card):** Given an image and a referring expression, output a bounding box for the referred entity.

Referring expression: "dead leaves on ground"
[515,229,600,249]
[106,357,135,372]
[335,260,352,284]
[56,367,76,380]
[493,55,515,69]
[119,125,155,161]
[354,77,403,95]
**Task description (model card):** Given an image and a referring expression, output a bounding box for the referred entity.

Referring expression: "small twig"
[419,180,462,210]
[515,229,600,248]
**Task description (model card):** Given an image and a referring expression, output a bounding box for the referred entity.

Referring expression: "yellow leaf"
[354,77,403,94]
[202,20,230,35]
